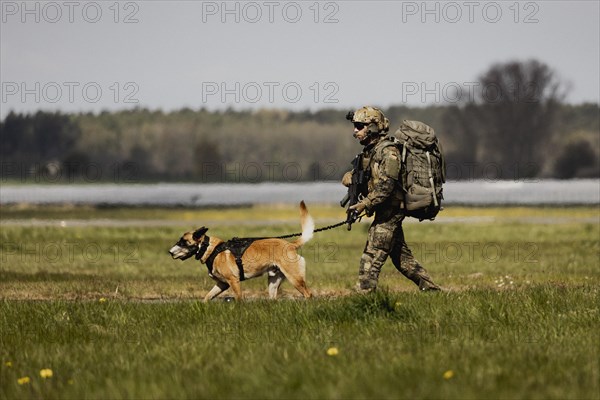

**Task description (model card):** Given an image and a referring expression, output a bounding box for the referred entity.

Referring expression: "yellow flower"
[443,370,454,380]
[5,361,12,368]
[17,376,30,385]
[326,347,339,356]
[40,368,53,379]
[99,298,107,303]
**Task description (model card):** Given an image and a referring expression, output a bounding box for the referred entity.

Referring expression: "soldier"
[342,106,441,292]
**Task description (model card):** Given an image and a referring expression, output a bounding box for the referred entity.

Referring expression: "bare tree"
[473,59,566,178]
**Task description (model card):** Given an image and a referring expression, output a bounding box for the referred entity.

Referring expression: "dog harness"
[198,236,258,281]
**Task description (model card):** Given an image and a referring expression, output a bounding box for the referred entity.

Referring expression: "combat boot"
[418,278,441,292]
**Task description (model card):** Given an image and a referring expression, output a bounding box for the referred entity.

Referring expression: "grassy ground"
[1,205,599,399]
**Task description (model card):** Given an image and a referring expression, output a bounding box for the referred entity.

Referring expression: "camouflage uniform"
[355,136,440,292]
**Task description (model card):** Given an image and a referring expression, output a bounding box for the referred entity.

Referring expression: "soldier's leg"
[390,223,440,291]
[358,220,396,292]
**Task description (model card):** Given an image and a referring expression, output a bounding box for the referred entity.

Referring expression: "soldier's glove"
[349,201,367,214]
[341,171,353,187]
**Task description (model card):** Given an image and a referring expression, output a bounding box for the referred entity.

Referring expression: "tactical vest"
[362,137,404,207]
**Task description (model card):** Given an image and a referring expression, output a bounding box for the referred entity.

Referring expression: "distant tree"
[555,103,600,134]
[553,140,599,179]
[4,98,596,182]
[194,139,223,182]
[442,103,481,180]
[0,111,80,179]
[473,59,566,178]
[443,60,567,179]
[125,145,153,182]
[0,112,29,161]
[62,151,91,180]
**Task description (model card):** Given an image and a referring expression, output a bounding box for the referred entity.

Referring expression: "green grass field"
[1,205,599,399]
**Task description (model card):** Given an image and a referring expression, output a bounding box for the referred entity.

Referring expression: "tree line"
[1,60,598,183]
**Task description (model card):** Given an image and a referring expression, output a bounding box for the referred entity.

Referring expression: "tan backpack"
[389,120,446,221]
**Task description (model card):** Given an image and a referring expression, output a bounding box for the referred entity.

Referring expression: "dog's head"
[169,227,208,260]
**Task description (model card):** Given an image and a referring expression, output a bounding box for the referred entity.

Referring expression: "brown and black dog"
[169,201,314,301]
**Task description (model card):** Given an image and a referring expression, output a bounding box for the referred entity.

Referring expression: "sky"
[1,0,599,118]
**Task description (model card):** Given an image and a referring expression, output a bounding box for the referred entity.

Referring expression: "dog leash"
[272,220,347,239]
[273,212,367,239]
[227,213,367,241]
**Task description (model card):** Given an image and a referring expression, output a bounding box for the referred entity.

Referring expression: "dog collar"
[195,235,210,261]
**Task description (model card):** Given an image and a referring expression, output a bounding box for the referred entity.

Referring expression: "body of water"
[1,180,598,206]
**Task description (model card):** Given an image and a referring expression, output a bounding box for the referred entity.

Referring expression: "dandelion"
[17,376,30,385]
[5,361,12,368]
[443,370,454,380]
[99,298,107,303]
[326,347,339,356]
[40,368,53,379]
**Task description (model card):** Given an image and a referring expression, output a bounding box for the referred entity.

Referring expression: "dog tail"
[293,201,314,248]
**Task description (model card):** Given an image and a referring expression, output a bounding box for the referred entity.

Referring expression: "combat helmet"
[346,106,390,135]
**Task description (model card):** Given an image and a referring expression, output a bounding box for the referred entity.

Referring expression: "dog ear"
[192,227,208,241]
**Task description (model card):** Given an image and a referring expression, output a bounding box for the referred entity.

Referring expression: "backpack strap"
[373,137,400,162]
[425,151,439,207]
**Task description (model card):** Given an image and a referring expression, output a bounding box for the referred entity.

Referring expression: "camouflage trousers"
[358,212,440,292]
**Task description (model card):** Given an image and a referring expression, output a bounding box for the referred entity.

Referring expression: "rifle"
[340,154,369,230]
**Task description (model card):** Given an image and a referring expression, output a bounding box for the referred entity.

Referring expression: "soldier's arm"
[362,146,400,211]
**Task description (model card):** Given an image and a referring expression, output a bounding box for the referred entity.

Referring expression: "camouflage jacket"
[360,136,404,215]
